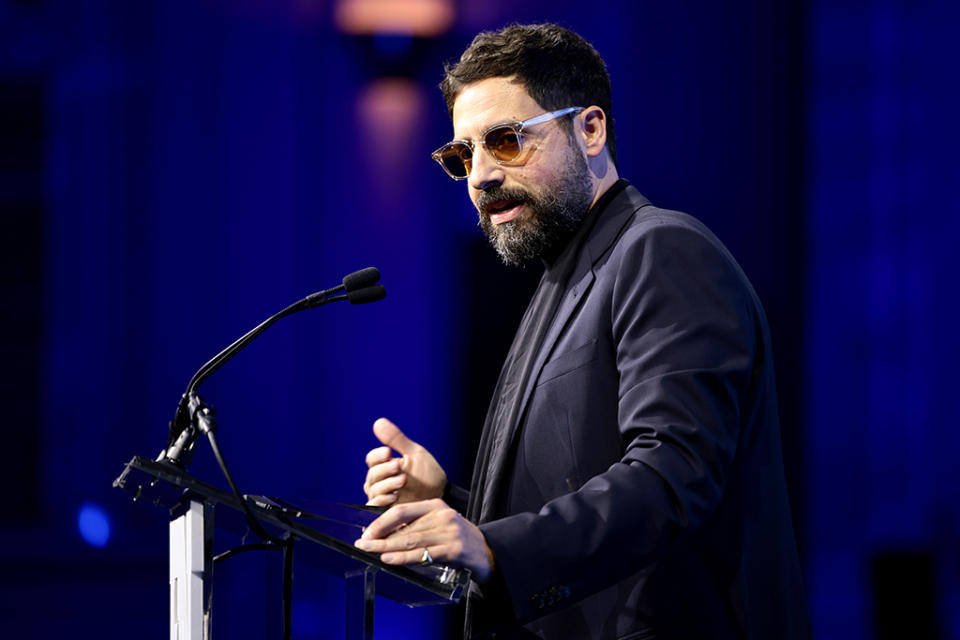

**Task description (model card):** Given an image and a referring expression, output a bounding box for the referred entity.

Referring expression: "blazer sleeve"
[443,481,471,513]
[478,218,760,623]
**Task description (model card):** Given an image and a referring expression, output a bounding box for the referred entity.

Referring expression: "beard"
[475,149,594,267]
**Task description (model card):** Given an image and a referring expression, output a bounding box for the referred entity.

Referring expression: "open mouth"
[486,199,525,225]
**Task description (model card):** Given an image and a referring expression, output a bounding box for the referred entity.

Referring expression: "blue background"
[1,0,957,638]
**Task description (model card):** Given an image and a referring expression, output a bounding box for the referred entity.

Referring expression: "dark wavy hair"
[440,23,617,167]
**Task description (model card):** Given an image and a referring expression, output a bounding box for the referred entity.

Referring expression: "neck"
[588,155,620,209]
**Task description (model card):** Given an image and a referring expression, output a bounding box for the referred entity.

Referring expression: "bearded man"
[353,23,812,640]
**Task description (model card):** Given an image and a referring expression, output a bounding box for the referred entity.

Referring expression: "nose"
[467,145,505,192]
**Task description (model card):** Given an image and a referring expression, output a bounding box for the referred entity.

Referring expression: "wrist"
[478,543,496,584]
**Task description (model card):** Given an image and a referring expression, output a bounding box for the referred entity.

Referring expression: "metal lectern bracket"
[169,497,214,640]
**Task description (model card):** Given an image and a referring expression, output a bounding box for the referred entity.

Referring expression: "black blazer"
[461,184,811,639]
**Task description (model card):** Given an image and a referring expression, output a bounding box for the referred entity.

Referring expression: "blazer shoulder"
[613,202,742,271]
[603,202,769,335]
[588,184,724,262]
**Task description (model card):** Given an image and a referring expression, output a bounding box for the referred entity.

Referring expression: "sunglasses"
[431,107,584,180]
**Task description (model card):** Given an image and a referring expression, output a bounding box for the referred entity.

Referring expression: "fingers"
[356,520,459,564]
[355,501,456,563]
[352,501,492,578]
[364,457,402,489]
[366,493,398,507]
[373,542,462,566]
[363,418,445,506]
[363,454,405,502]
[361,499,446,540]
[364,472,406,505]
[364,445,393,469]
[373,418,417,456]
[366,471,405,495]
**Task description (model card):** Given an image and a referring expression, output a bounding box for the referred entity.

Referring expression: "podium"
[114,456,469,640]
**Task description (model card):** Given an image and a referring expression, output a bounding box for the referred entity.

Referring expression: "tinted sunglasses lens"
[437,143,472,178]
[484,126,521,162]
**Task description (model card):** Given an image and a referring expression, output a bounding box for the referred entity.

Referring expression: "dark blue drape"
[1,0,957,637]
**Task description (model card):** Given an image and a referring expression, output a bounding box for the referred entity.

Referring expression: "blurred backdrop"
[1,0,958,638]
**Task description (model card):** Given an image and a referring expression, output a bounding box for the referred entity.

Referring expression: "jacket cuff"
[442,481,470,513]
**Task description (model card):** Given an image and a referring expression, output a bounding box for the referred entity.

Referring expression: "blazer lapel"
[513,186,651,436]
[511,261,595,439]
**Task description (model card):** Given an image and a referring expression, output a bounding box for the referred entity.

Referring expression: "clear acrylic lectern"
[114,456,469,640]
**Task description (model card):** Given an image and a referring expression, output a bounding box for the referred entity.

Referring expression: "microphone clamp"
[160,392,216,467]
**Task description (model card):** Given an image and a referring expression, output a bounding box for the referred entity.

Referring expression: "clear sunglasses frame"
[431,106,584,180]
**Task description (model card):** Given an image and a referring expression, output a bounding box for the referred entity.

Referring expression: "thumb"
[372,418,418,455]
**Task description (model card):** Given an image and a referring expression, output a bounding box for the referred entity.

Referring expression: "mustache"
[475,187,531,214]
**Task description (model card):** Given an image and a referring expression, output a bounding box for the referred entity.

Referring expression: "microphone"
[162,267,386,466]
[347,284,386,305]
[343,267,381,292]
[317,283,387,307]
[302,267,381,308]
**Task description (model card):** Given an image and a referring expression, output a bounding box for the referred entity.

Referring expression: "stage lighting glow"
[356,77,425,213]
[78,502,111,548]
[335,0,454,37]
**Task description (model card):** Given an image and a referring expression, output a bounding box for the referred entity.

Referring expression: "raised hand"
[362,418,447,507]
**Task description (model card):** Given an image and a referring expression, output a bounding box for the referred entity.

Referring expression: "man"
[354,24,811,639]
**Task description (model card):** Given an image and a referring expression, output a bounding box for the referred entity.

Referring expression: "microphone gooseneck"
[154,265,384,633]
[162,266,384,466]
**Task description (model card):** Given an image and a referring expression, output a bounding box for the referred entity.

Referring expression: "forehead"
[451,77,541,140]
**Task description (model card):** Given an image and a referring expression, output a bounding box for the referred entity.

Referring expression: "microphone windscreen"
[342,267,380,292]
[347,284,386,305]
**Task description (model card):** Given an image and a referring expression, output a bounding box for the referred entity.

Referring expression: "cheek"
[512,162,549,186]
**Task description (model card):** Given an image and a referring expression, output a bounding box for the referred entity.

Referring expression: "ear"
[577,106,608,159]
